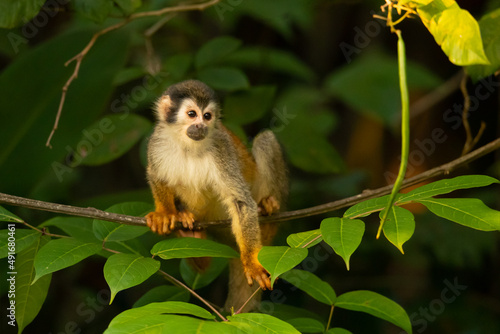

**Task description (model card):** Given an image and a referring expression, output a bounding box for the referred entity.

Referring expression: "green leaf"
[197,67,249,91]
[0,0,45,28]
[196,36,242,69]
[109,301,214,327]
[0,206,23,222]
[33,238,101,283]
[78,114,152,166]
[228,313,301,334]
[0,229,39,258]
[41,217,99,242]
[74,0,113,23]
[151,237,239,260]
[286,318,325,333]
[417,1,489,66]
[286,229,322,248]
[320,218,364,270]
[399,175,499,202]
[258,246,308,288]
[223,86,276,125]
[114,0,142,15]
[226,47,315,82]
[336,290,412,334]
[164,53,193,81]
[93,202,152,242]
[380,206,415,254]
[180,257,228,290]
[417,198,500,231]
[104,253,160,304]
[133,286,190,308]
[466,8,500,80]
[13,234,51,333]
[281,269,336,305]
[343,195,391,219]
[325,51,441,124]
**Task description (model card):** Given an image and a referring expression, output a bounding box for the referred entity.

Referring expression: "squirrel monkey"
[145,80,287,292]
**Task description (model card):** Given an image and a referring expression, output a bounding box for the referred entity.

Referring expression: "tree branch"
[2,138,499,229]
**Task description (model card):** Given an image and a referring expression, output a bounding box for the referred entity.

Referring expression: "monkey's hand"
[146,211,195,235]
[242,252,272,290]
[258,196,280,216]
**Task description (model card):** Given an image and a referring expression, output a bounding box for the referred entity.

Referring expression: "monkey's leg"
[251,130,288,215]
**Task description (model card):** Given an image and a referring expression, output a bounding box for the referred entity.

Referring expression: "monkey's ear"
[154,95,172,122]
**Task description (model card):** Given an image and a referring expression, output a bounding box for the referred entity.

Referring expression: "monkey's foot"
[258,196,280,216]
[242,255,272,290]
[145,211,178,235]
[177,211,195,230]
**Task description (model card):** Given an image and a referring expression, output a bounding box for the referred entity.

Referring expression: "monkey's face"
[177,98,217,141]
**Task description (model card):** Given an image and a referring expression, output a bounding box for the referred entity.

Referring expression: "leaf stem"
[377,30,410,239]
[325,305,334,332]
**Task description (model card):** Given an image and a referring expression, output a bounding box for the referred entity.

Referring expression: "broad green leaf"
[418,1,489,65]
[417,198,500,231]
[41,217,98,242]
[328,328,353,334]
[258,246,308,287]
[287,318,325,333]
[106,314,239,334]
[0,0,45,28]
[0,30,128,195]
[228,313,301,334]
[164,53,193,81]
[180,257,228,290]
[281,269,336,305]
[195,36,242,69]
[197,67,249,91]
[33,238,101,283]
[325,51,441,124]
[114,0,142,15]
[151,237,239,260]
[74,0,113,23]
[104,253,160,304]
[336,290,412,334]
[286,229,322,248]
[109,301,214,327]
[343,195,391,219]
[0,206,23,222]
[224,86,276,125]
[467,8,500,81]
[13,234,51,333]
[380,206,415,254]
[321,218,364,270]
[398,175,499,203]
[133,286,190,308]
[78,114,152,166]
[226,47,315,82]
[0,229,39,258]
[93,202,152,242]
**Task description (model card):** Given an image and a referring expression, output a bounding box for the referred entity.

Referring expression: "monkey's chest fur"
[148,136,228,220]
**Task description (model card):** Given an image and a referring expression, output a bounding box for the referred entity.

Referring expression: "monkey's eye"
[187,110,197,118]
[203,113,212,121]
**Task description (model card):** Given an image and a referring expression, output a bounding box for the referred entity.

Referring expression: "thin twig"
[1,138,499,229]
[158,269,227,321]
[235,287,262,315]
[46,0,220,147]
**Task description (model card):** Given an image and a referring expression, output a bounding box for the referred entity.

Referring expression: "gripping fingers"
[178,211,195,229]
[146,211,178,235]
[258,196,280,216]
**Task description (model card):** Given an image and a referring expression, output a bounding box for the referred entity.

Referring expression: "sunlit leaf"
[286,318,325,333]
[380,206,415,254]
[151,237,239,260]
[0,229,39,258]
[228,313,301,334]
[0,206,23,222]
[104,253,160,304]
[336,290,412,334]
[343,195,391,219]
[286,229,322,248]
[417,198,500,231]
[33,238,101,283]
[258,246,308,287]
[281,269,336,305]
[321,218,364,270]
